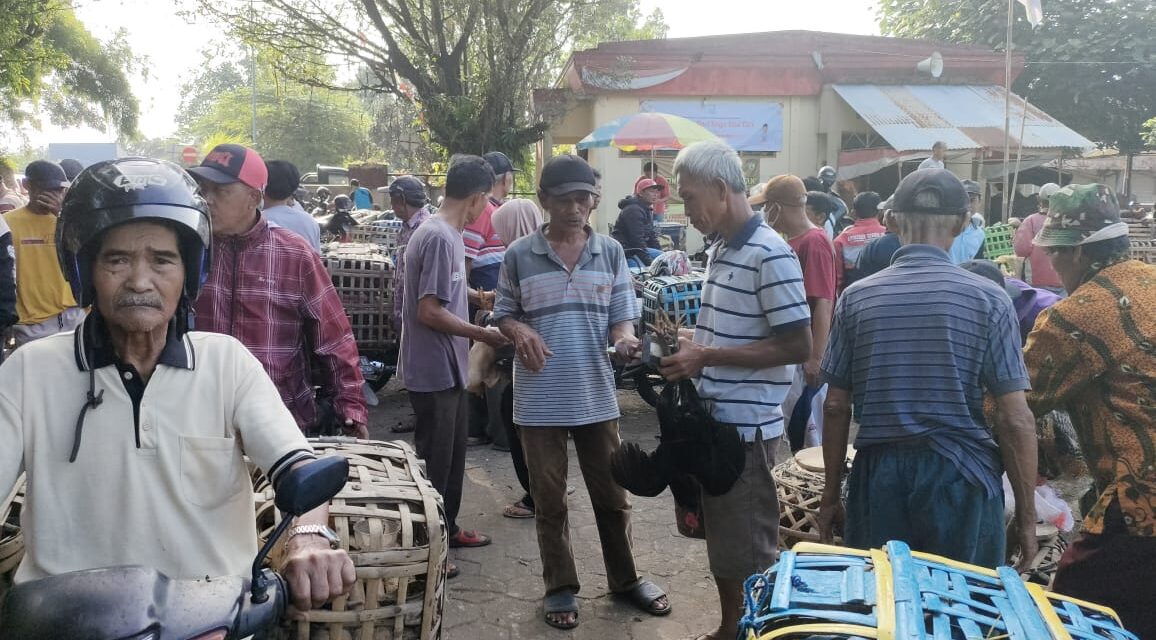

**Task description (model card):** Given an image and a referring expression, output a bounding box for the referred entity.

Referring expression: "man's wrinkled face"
[93,222,184,335]
[678,175,727,235]
[541,190,594,231]
[197,180,260,235]
[1044,245,1084,293]
[390,195,414,221]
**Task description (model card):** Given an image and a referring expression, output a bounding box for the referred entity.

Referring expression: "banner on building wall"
[639,99,784,153]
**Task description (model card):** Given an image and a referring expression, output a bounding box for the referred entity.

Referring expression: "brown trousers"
[519,420,639,595]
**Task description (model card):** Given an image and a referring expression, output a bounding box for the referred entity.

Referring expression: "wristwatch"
[286,524,341,549]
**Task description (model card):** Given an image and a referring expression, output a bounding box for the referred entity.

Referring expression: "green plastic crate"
[985,223,1015,258]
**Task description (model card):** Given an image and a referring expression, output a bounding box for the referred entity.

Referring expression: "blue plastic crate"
[739,540,1139,640]
[641,274,703,330]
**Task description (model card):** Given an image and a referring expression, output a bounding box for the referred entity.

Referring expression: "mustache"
[114,294,163,309]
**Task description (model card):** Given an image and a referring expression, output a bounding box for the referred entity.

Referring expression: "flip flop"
[503,499,535,519]
[449,529,492,548]
[615,579,671,616]
[543,590,579,630]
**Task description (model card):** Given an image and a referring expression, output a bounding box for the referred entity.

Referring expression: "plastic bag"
[1002,475,1075,532]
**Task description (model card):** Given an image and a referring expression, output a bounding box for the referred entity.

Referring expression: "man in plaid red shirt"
[190,144,368,437]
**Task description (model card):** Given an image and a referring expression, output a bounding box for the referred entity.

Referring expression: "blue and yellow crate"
[738,540,1137,640]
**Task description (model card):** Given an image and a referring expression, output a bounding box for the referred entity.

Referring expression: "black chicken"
[611,379,747,513]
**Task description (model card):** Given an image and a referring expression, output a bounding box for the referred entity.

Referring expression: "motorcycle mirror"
[273,455,349,516]
[251,456,349,603]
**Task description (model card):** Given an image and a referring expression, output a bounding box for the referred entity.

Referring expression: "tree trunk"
[1123,152,1135,201]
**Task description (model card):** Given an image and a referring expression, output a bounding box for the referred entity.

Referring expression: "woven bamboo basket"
[254,439,446,640]
[0,475,25,598]
[773,448,853,548]
[1023,526,1069,588]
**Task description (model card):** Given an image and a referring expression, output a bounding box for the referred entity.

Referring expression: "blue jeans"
[845,444,1005,568]
[627,248,664,270]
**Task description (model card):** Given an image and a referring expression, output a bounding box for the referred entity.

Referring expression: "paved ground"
[365,381,746,640]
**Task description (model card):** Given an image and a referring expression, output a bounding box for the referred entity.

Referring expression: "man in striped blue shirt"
[818,168,1039,570]
[493,155,670,629]
[659,141,811,640]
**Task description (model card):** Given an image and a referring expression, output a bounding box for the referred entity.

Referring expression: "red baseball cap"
[188,144,268,192]
[636,178,660,194]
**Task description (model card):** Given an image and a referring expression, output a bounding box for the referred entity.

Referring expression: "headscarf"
[492,198,543,247]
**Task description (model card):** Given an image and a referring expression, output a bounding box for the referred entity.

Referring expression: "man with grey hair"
[918,141,948,170]
[659,140,811,640]
[818,168,1039,571]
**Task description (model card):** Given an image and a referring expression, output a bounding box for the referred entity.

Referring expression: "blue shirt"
[694,214,810,442]
[821,244,1030,496]
[351,187,373,210]
[948,219,985,264]
[492,226,638,427]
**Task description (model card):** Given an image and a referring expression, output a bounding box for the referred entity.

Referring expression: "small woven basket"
[0,476,24,599]
[254,439,446,640]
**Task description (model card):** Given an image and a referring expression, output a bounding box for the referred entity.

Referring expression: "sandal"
[449,529,492,548]
[503,499,535,519]
[543,590,579,630]
[615,579,671,616]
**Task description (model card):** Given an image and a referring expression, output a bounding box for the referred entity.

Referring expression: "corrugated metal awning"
[832,84,1094,153]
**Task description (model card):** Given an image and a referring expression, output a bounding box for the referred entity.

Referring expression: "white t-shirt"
[918,157,945,170]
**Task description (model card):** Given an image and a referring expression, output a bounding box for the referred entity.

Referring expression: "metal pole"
[1002,0,1014,221]
[249,0,257,145]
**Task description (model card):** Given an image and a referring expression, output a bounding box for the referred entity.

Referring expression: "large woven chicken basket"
[254,438,447,640]
[0,476,24,599]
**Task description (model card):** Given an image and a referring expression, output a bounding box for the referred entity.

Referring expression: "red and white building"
[534,31,1092,236]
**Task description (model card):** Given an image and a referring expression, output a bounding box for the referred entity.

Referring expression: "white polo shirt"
[694,215,811,441]
[0,318,314,583]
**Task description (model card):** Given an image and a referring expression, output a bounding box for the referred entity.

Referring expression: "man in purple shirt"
[400,157,507,575]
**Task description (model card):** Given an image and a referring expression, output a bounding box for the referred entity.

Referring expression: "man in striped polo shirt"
[493,154,670,630]
[818,168,1039,570]
[659,141,812,640]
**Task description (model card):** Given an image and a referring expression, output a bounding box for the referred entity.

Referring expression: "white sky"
[22,0,879,147]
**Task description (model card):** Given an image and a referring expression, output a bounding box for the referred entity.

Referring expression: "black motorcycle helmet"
[57,158,212,309]
[333,194,353,213]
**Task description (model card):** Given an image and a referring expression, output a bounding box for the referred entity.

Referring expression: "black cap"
[539,155,597,197]
[483,151,516,176]
[59,159,84,181]
[959,260,1021,300]
[333,194,353,212]
[25,160,70,189]
[387,175,428,205]
[892,168,968,216]
[264,160,301,200]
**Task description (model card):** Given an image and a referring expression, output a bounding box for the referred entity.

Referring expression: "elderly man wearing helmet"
[1013,182,1065,294]
[0,158,354,612]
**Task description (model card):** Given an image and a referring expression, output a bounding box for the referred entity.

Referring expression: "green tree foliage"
[188,0,667,160]
[878,0,1156,152]
[0,0,139,135]
[176,46,373,170]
